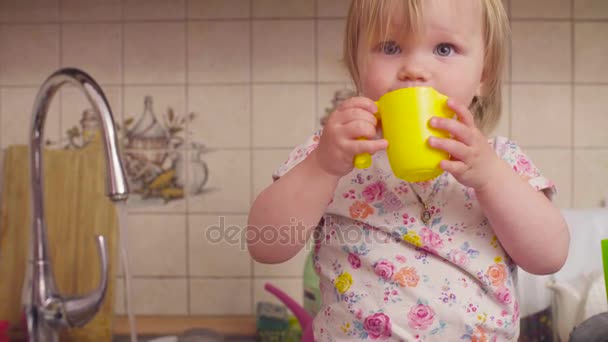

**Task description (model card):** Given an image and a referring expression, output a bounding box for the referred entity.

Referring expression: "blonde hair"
[343,0,510,134]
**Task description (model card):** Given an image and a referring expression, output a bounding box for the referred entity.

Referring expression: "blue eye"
[435,43,455,56]
[379,41,401,55]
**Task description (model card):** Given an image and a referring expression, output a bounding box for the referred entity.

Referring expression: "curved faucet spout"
[63,235,109,327]
[23,68,129,342]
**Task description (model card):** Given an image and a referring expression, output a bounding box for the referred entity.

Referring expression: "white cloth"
[516,208,608,317]
[557,209,608,282]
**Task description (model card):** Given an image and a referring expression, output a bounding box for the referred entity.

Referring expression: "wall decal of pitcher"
[49,95,212,204]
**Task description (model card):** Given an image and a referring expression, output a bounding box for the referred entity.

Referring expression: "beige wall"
[0,0,606,316]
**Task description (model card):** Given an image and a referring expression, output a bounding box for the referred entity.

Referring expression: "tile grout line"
[184,0,192,315]
[0,17,352,25]
[120,0,128,314]
[570,0,576,208]
[57,3,63,146]
[249,0,255,316]
[6,80,608,88]
[6,16,608,25]
[314,1,320,134]
[120,0,126,176]
[508,0,513,139]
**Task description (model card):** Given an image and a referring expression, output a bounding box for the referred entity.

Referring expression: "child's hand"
[428,99,502,190]
[312,97,388,177]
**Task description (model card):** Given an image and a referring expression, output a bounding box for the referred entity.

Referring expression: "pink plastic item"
[0,320,10,342]
[264,282,314,342]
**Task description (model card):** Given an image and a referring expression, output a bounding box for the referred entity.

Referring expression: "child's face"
[357,0,486,108]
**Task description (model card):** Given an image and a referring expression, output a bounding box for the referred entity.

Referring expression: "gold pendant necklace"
[410,178,442,226]
[408,173,445,226]
[413,191,432,225]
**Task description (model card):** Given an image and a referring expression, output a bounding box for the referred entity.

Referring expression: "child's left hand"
[427,99,503,190]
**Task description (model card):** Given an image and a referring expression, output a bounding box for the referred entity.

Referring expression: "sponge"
[256,302,302,342]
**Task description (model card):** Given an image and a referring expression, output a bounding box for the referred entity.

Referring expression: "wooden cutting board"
[0,137,118,341]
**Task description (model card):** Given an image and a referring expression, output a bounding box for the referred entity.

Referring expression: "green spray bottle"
[303,248,321,316]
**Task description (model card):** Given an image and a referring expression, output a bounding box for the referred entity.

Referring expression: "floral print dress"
[272,130,556,342]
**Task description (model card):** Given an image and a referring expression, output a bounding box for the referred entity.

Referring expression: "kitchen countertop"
[113,315,257,337]
[8,316,257,342]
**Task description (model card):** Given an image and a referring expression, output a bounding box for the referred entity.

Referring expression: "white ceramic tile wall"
[0,24,60,86]
[574,0,608,19]
[494,84,510,138]
[1,87,61,146]
[574,85,608,147]
[188,85,251,148]
[188,21,251,84]
[317,19,349,82]
[61,23,122,84]
[187,149,252,214]
[252,0,315,18]
[511,21,572,82]
[124,0,186,20]
[252,84,315,147]
[124,22,186,84]
[1,0,607,316]
[511,84,572,147]
[187,0,251,19]
[115,278,189,315]
[511,0,572,18]
[190,278,253,315]
[60,0,123,22]
[316,0,349,18]
[575,22,608,82]
[252,149,291,196]
[0,0,59,23]
[252,20,315,82]
[188,214,252,277]
[125,213,188,276]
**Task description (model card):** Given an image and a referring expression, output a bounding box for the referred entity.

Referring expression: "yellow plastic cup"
[353,86,455,182]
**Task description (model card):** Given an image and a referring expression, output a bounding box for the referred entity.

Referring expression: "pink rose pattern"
[363,312,392,339]
[496,286,513,304]
[420,227,444,252]
[373,259,395,281]
[273,134,547,341]
[381,191,403,212]
[362,181,388,203]
[348,252,361,269]
[515,157,534,175]
[449,248,470,267]
[408,304,436,330]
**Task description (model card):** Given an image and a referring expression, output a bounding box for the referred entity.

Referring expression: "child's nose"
[397,63,430,83]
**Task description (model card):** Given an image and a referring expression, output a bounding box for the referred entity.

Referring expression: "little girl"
[248,0,570,340]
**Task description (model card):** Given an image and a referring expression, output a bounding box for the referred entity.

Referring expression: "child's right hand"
[312,97,388,177]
